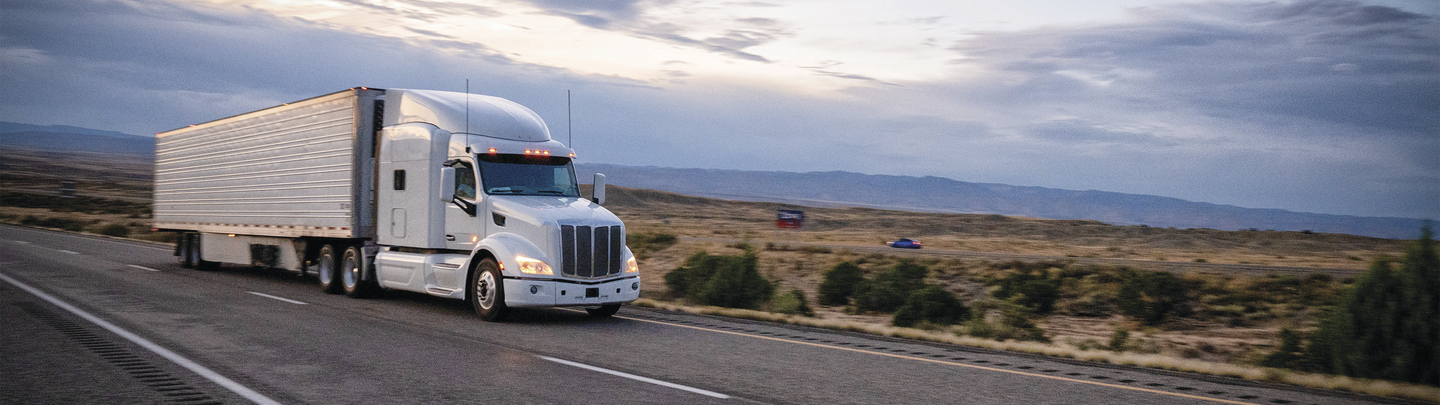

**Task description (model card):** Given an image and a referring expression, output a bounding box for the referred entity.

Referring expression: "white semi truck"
[153,87,639,321]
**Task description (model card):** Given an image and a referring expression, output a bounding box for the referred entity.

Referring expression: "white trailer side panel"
[153,89,379,238]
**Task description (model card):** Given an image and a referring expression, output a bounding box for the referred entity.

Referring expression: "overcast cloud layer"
[1,0,1436,220]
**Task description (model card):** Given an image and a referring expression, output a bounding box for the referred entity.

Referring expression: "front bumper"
[502,276,640,308]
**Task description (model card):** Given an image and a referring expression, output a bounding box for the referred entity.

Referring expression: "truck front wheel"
[316,244,342,294]
[470,258,509,322]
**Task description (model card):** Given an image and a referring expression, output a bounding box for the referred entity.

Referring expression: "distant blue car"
[887,238,923,249]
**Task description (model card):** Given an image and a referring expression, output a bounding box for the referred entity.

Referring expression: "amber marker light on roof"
[488,148,497,153]
[569,153,576,158]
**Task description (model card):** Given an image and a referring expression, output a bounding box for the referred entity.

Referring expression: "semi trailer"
[152,87,638,321]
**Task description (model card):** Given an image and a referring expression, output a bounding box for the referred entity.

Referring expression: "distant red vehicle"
[887,238,922,249]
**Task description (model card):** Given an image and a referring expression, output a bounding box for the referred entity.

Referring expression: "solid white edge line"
[539,356,730,399]
[0,272,284,405]
[127,265,160,272]
[247,292,308,305]
[57,250,79,254]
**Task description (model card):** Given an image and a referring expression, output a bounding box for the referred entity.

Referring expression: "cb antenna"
[465,79,470,135]
[567,90,572,148]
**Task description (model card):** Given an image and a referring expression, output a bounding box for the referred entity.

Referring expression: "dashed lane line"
[247,292,308,305]
[539,356,731,399]
[127,265,160,272]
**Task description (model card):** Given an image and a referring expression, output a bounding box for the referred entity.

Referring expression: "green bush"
[852,260,929,313]
[892,285,968,327]
[1117,269,1190,325]
[664,250,773,309]
[817,261,865,306]
[993,270,1062,315]
[1304,224,1438,385]
[1261,328,1304,369]
[772,289,814,316]
[96,223,131,237]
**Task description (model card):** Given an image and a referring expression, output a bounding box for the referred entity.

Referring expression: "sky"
[1,0,1437,219]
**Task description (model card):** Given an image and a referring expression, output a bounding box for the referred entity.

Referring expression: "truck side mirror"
[440,167,456,203]
[592,173,606,205]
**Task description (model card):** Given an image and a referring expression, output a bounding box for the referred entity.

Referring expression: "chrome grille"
[560,224,624,278]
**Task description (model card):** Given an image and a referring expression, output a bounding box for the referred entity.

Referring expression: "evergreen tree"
[1305,223,1439,385]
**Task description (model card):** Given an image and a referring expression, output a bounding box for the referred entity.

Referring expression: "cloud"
[0,0,1434,220]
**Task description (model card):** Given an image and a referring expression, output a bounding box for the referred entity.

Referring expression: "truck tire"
[341,246,378,298]
[178,234,195,269]
[316,244,343,294]
[192,234,218,271]
[586,304,621,318]
[469,258,509,322]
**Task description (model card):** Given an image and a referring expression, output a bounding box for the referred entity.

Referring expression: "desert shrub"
[852,260,929,313]
[20,215,88,232]
[892,285,969,327]
[628,232,678,259]
[1108,330,1130,352]
[817,261,865,306]
[1117,268,1190,325]
[0,193,150,216]
[1262,328,1305,369]
[674,251,772,309]
[96,223,130,237]
[666,251,771,306]
[993,270,1062,315]
[1305,224,1439,385]
[962,305,1047,342]
[772,289,814,316]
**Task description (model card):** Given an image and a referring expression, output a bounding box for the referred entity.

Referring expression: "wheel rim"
[476,271,497,310]
[342,253,358,289]
[318,254,333,284]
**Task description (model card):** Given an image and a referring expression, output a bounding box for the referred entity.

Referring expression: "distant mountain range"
[0,121,1421,239]
[575,164,1425,240]
[0,122,153,156]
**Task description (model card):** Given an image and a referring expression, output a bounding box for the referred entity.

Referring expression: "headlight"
[626,256,639,273]
[515,256,553,275]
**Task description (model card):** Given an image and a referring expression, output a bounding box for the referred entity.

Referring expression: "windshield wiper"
[533,190,568,195]
[488,189,523,194]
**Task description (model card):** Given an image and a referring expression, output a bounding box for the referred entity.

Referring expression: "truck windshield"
[476,154,580,197]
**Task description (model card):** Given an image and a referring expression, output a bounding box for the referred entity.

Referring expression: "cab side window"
[454,161,477,200]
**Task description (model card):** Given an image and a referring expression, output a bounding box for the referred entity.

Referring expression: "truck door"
[439,158,484,289]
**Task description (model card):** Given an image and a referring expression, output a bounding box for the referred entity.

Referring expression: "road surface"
[0,224,1404,404]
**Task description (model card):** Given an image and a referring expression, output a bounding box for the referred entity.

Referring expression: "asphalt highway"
[0,224,1403,404]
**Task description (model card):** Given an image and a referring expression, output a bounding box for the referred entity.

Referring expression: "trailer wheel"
[341,246,378,298]
[586,304,621,318]
[316,244,342,294]
[178,234,195,269]
[192,234,218,271]
[469,258,508,322]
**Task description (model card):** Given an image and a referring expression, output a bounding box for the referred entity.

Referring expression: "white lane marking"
[247,292,308,305]
[13,240,30,244]
[57,250,79,255]
[0,272,283,405]
[539,356,730,399]
[128,265,160,272]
